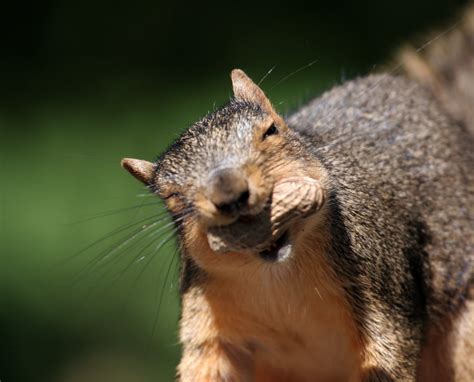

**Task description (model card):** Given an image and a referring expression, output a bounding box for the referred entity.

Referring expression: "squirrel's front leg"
[177,287,254,382]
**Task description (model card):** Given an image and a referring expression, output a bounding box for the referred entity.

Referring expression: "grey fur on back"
[288,74,473,374]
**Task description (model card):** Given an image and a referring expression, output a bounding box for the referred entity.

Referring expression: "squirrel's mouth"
[205,176,325,260]
[258,230,292,261]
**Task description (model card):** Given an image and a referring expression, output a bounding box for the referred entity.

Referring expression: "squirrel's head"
[122,69,326,275]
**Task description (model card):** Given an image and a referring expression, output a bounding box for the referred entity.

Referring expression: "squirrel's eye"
[262,123,278,140]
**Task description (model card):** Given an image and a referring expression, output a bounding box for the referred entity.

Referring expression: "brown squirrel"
[121,8,474,382]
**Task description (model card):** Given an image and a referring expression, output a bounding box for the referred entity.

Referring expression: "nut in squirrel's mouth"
[206,176,325,261]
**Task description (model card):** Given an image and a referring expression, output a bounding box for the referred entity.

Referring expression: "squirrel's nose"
[208,168,250,214]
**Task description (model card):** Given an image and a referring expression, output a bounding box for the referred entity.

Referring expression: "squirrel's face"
[122,70,326,272]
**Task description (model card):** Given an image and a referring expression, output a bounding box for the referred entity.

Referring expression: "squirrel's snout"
[207,168,250,214]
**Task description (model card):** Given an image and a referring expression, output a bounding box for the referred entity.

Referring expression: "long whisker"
[136,193,159,198]
[88,219,178,280]
[258,65,276,86]
[104,213,186,283]
[127,210,191,278]
[82,227,178,303]
[67,202,166,225]
[270,59,319,90]
[131,219,185,287]
[72,205,192,286]
[70,216,175,284]
[146,245,180,357]
[57,212,167,268]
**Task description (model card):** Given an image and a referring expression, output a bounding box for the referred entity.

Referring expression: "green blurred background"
[0,1,469,380]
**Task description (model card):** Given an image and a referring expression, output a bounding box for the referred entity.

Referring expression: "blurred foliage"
[0,0,468,380]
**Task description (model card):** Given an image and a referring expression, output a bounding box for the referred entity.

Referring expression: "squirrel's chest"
[252,295,359,380]
[205,266,362,381]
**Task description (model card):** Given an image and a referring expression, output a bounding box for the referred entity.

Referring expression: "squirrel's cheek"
[243,164,270,211]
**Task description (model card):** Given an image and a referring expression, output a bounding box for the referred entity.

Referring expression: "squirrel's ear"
[231,69,275,114]
[121,158,155,185]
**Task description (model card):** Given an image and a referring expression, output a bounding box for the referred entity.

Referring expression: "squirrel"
[121,7,474,382]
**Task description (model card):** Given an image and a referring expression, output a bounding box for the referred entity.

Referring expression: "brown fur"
[121,9,474,381]
[180,212,364,381]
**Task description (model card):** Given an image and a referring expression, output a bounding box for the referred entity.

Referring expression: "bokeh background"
[0,1,469,380]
